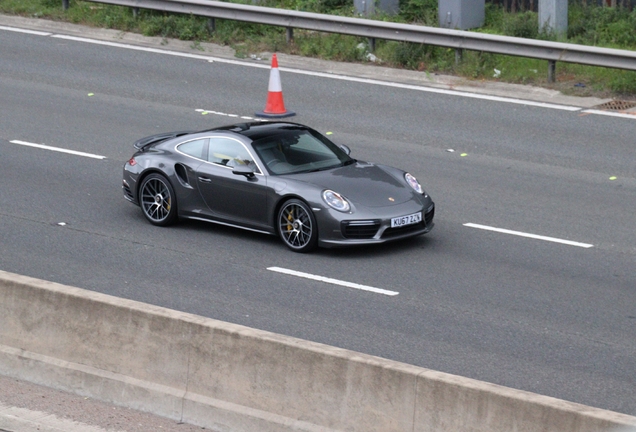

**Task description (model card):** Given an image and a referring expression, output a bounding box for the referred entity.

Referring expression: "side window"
[208,138,260,173]
[177,138,207,160]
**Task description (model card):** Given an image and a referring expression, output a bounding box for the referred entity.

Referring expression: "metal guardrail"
[67,0,636,82]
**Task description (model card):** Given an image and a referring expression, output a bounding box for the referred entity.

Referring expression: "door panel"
[195,137,269,228]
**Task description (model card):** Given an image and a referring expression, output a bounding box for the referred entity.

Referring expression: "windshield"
[252,127,353,175]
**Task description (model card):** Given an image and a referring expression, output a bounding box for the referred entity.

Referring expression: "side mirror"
[339,144,351,156]
[232,165,256,179]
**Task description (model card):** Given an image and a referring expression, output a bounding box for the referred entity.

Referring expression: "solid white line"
[279,69,582,111]
[49,35,580,112]
[581,109,636,119]
[0,25,51,36]
[9,140,106,160]
[51,34,272,69]
[267,267,399,296]
[463,223,593,248]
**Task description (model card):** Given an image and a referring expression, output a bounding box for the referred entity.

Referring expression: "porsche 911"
[122,122,434,252]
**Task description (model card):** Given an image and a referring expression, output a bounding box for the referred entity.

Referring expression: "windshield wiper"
[303,160,356,173]
[304,163,338,173]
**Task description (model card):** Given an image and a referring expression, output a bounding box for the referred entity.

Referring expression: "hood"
[297,162,413,207]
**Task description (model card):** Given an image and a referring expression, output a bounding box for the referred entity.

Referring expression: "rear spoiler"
[133,130,194,150]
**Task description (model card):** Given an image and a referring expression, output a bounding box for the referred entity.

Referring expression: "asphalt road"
[1,16,635,417]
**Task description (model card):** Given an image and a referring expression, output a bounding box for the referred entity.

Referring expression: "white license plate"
[391,211,422,228]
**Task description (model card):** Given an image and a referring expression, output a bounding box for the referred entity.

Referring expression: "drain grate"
[593,100,636,111]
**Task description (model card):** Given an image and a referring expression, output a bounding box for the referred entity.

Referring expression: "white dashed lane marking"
[464,223,594,248]
[196,109,267,121]
[9,140,106,160]
[268,267,399,296]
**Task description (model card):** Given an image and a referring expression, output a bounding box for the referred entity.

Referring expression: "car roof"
[208,122,312,141]
[136,122,314,151]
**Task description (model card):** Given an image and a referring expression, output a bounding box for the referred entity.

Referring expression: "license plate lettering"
[391,212,422,228]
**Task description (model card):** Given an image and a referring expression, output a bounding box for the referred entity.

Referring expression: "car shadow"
[177,218,280,243]
[318,234,438,259]
[172,218,439,258]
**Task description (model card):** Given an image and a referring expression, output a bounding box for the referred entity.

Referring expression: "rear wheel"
[139,173,178,226]
[277,199,318,253]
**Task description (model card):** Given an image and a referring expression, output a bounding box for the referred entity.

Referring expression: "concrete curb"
[1,270,635,432]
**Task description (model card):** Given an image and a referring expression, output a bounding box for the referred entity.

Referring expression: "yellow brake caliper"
[287,208,293,232]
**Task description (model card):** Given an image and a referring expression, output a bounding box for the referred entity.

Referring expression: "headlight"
[322,190,350,212]
[405,173,424,195]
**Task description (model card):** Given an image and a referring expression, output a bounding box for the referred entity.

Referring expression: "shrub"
[399,0,437,25]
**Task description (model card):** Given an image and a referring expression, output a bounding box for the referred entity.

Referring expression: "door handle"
[198,176,212,183]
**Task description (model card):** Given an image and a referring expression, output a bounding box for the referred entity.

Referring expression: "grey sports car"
[122,122,434,252]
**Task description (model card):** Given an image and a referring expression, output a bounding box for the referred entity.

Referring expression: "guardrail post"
[207,18,216,33]
[455,48,463,65]
[548,60,556,83]
[62,0,69,10]
[368,37,376,52]
[286,27,293,44]
[133,7,139,18]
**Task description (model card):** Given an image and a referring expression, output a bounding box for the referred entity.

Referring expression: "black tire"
[139,173,178,226]
[277,199,318,253]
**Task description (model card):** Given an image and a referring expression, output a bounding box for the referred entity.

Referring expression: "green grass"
[2,0,635,97]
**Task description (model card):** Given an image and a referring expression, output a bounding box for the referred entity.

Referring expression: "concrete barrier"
[1,270,634,432]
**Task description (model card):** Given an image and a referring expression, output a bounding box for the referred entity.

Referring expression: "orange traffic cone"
[255,54,295,118]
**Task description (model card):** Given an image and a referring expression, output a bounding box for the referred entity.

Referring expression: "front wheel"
[139,173,178,226]
[277,199,318,253]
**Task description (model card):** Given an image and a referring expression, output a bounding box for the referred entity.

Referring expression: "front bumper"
[318,202,435,248]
